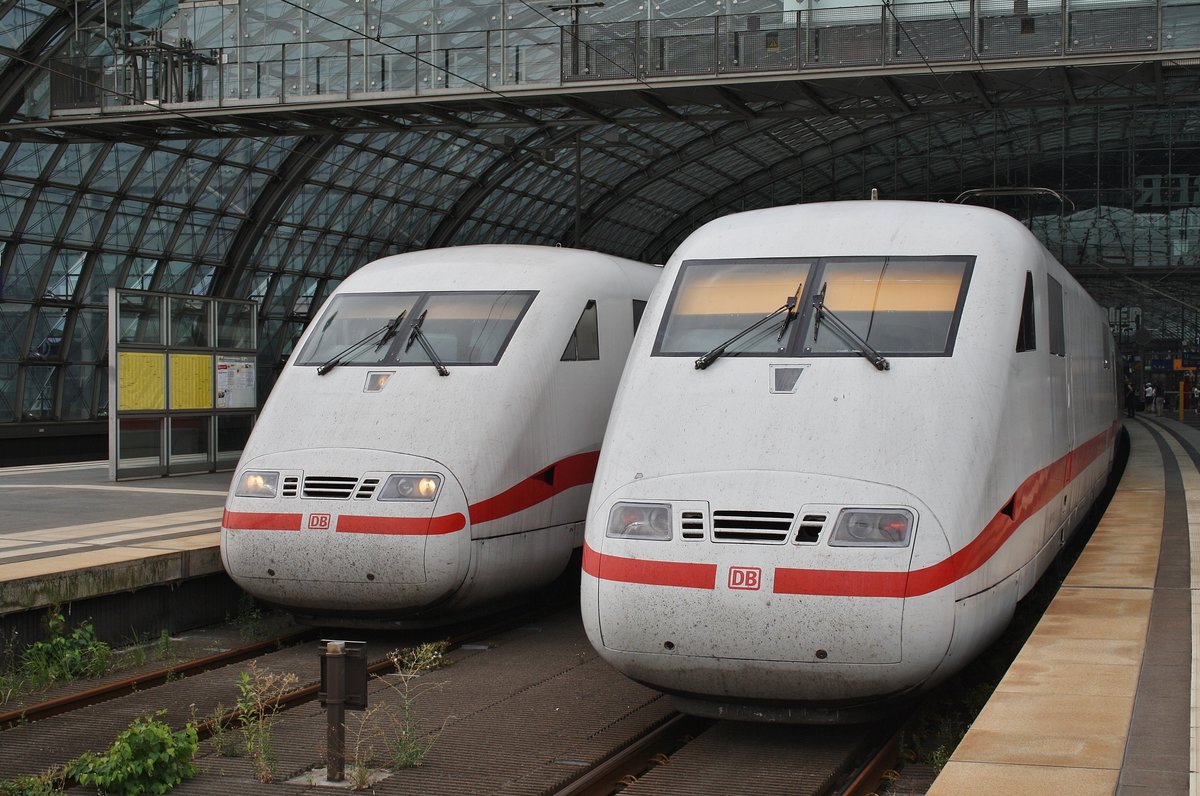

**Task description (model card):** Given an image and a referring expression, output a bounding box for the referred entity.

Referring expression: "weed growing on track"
[69,711,198,795]
[233,595,267,642]
[341,640,452,785]
[0,769,64,795]
[235,661,299,782]
[19,612,110,688]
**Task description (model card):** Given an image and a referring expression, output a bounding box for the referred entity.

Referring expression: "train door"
[1046,275,1072,542]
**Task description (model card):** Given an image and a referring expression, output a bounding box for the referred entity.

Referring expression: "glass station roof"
[0,0,1198,426]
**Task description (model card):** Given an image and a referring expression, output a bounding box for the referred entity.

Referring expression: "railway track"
[0,628,317,731]
[1,604,908,795]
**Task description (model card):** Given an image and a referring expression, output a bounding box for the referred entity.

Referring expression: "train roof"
[672,200,1042,264]
[334,244,659,297]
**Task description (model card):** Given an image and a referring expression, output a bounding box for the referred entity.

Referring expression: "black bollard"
[325,641,346,782]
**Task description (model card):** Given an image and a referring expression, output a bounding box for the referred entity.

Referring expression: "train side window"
[1047,275,1065,356]
[632,300,647,333]
[1016,271,1036,352]
[562,300,600,361]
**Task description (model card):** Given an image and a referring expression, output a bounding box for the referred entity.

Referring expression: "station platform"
[931,417,1197,795]
[0,463,231,626]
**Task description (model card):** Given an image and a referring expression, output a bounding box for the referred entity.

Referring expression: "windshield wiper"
[374,310,407,351]
[695,291,800,371]
[405,310,450,377]
[776,282,805,343]
[317,319,394,376]
[812,283,890,372]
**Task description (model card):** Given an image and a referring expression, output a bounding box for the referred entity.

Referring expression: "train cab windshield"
[654,256,973,360]
[296,290,537,368]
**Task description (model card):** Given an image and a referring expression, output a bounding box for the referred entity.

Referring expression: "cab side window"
[1047,275,1065,356]
[1016,271,1036,352]
[561,300,599,361]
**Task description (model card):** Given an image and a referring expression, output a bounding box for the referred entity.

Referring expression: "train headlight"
[379,474,442,502]
[235,470,279,499]
[607,502,672,541]
[829,508,914,548]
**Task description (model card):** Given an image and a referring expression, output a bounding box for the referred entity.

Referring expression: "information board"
[117,352,166,411]
[170,353,214,410]
[216,355,257,409]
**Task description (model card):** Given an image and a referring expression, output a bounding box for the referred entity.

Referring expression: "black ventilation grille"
[302,476,358,499]
[712,510,795,543]
[681,510,706,540]
[795,513,827,544]
[281,476,299,498]
[355,478,380,499]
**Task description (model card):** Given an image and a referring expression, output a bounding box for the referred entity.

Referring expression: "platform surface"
[932,417,1198,795]
[0,462,229,614]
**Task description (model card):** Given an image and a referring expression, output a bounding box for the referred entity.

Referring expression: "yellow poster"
[170,353,214,410]
[117,352,166,411]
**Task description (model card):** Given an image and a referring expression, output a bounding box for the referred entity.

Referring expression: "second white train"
[581,200,1121,722]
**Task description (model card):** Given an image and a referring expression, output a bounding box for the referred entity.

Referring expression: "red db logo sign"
[728,566,761,591]
[308,513,332,530]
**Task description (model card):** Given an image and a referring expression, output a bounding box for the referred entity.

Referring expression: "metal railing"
[46,1,1200,114]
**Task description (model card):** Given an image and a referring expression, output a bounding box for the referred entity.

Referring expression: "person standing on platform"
[1126,381,1136,418]
[1192,383,1198,415]
[1144,382,1155,414]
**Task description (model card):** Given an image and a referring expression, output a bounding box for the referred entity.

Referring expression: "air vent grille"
[281,476,299,498]
[355,478,380,500]
[680,510,706,540]
[712,510,795,543]
[795,513,827,543]
[302,476,358,499]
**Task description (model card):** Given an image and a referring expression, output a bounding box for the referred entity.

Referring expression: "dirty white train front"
[581,201,1121,722]
[221,245,659,625]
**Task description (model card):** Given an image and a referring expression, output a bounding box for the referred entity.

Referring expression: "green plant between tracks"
[19,611,111,689]
[233,661,299,783]
[68,711,199,795]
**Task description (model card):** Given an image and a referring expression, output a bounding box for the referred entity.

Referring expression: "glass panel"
[123,258,159,290]
[0,305,29,359]
[217,301,256,350]
[295,292,422,366]
[4,243,52,300]
[21,364,57,420]
[170,297,211,347]
[0,362,16,422]
[800,257,972,356]
[69,308,108,363]
[169,416,210,466]
[216,414,254,461]
[45,249,88,300]
[61,364,95,420]
[656,260,813,355]
[118,416,163,469]
[83,253,126,304]
[118,292,164,345]
[30,307,68,360]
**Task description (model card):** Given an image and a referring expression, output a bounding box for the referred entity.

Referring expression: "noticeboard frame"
[108,288,259,481]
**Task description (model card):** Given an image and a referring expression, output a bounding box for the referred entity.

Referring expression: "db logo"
[728,566,762,591]
[308,513,332,530]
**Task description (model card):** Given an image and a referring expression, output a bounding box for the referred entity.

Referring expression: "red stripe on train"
[583,542,717,589]
[468,450,600,525]
[222,510,303,531]
[336,513,466,535]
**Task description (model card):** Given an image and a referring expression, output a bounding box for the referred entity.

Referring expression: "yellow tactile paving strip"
[930,422,1165,795]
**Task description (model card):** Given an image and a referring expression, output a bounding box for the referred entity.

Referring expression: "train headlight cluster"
[235,470,279,498]
[607,502,673,540]
[829,508,914,548]
[378,473,442,502]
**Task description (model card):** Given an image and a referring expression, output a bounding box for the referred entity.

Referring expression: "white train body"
[581,201,1120,722]
[221,245,659,624]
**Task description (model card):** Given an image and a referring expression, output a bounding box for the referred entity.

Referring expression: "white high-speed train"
[221,245,659,625]
[581,200,1121,722]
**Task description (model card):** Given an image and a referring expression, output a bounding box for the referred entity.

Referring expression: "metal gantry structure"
[0,0,1198,435]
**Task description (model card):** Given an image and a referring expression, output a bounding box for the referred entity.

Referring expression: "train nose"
[583,469,954,703]
[221,448,471,613]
